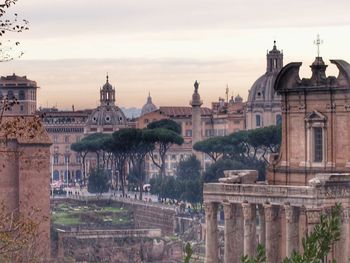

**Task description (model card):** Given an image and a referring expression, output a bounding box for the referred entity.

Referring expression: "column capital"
[204,202,218,219]
[341,206,350,221]
[242,202,254,220]
[223,202,234,220]
[264,203,278,222]
[306,208,322,225]
[284,204,298,223]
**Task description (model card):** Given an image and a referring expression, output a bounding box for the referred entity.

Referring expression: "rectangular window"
[64,156,70,164]
[64,136,69,143]
[185,129,192,137]
[256,115,261,127]
[53,155,59,164]
[314,127,323,162]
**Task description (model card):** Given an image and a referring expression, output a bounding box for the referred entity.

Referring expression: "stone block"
[219,170,258,184]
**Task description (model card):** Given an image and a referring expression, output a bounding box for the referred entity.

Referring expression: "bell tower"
[100,75,116,106]
[266,41,283,73]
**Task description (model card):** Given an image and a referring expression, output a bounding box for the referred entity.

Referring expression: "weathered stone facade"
[269,58,350,185]
[203,57,350,262]
[0,116,52,259]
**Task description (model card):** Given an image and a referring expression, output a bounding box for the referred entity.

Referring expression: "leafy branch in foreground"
[0,201,45,262]
[241,204,342,263]
[0,0,29,62]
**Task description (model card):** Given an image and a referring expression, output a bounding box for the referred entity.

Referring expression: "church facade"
[203,56,350,262]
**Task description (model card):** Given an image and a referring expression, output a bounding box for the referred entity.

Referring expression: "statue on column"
[194,80,199,93]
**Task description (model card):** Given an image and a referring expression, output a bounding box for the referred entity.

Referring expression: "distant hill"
[121,107,141,119]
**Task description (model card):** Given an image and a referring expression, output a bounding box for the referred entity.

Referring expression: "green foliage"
[241,244,266,263]
[241,204,342,263]
[193,136,226,162]
[143,127,183,177]
[176,155,201,181]
[282,204,341,263]
[184,242,193,263]
[150,155,202,205]
[87,168,110,194]
[150,176,179,200]
[147,119,182,134]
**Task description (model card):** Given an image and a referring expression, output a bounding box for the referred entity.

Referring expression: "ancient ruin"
[203,57,350,262]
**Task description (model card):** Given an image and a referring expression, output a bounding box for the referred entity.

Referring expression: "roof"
[38,109,92,117]
[159,106,212,117]
[0,74,38,88]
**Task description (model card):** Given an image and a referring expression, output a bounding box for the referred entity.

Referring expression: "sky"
[0,0,350,110]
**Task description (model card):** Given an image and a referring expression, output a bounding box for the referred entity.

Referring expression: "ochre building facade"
[203,57,350,263]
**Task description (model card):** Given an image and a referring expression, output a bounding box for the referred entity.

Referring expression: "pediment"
[304,110,327,122]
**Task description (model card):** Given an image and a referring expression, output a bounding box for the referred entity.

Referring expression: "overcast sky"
[0,0,350,109]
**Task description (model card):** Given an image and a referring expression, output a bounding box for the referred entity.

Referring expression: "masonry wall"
[0,116,52,260]
[122,202,176,236]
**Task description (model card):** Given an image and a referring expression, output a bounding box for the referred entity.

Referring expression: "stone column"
[264,203,280,263]
[284,204,299,257]
[205,202,219,263]
[223,203,234,263]
[242,202,256,258]
[258,204,266,246]
[340,207,350,262]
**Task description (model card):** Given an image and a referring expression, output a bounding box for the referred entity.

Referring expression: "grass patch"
[52,201,132,227]
[52,212,83,226]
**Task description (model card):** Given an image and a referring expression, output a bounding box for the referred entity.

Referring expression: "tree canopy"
[87,168,109,194]
[143,127,183,177]
[147,119,182,135]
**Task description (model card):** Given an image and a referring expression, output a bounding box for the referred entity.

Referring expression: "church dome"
[87,105,127,126]
[235,94,243,103]
[247,41,283,108]
[141,93,157,116]
[85,75,127,131]
[247,72,279,105]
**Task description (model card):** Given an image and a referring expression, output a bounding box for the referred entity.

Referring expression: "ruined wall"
[130,203,176,236]
[55,229,183,263]
[0,116,52,259]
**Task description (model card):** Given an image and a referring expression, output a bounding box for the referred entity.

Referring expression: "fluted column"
[242,202,256,258]
[284,204,299,257]
[264,203,280,263]
[223,203,235,263]
[205,202,219,263]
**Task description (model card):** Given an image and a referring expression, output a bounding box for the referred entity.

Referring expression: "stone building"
[0,74,38,115]
[203,57,350,263]
[41,76,130,184]
[136,84,246,178]
[246,42,282,129]
[41,108,91,183]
